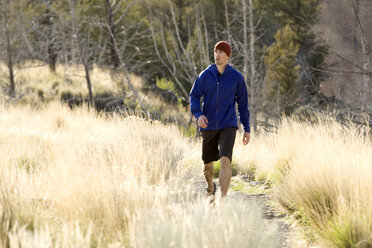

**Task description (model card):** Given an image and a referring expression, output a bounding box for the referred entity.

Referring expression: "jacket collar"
[208,64,232,78]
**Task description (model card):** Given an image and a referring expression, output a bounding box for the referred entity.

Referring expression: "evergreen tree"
[264,24,300,115]
[258,0,326,102]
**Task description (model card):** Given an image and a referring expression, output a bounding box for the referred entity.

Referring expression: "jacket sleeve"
[236,74,250,133]
[189,74,204,120]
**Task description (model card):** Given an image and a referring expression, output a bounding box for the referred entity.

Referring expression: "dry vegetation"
[0,62,191,128]
[0,102,278,247]
[1,64,372,247]
[236,115,372,247]
[0,62,117,102]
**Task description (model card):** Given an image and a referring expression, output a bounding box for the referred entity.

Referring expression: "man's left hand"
[243,132,250,145]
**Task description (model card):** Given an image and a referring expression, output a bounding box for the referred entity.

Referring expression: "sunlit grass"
[0,62,118,101]
[234,114,372,247]
[231,178,270,195]
[0,61,191,128]
[0,102,278,247]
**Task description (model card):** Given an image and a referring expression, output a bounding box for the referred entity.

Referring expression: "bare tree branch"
[297,14,370,74]
[69,0,93,107]
[352,3,372,56]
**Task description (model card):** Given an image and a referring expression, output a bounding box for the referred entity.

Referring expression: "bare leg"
[219,156,232,198]
[204,162,214,192]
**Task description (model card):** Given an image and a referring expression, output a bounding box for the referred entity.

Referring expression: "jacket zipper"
[216,77,220,130]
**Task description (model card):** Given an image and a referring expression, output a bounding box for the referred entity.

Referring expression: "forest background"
[1,0,371,130]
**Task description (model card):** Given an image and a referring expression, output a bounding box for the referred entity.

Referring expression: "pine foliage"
[264,25,301,114]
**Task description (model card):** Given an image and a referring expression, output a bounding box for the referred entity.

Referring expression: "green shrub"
[231,179,270,194]
[37,89,44,99]
[51,81,60,90]
[324,214,370,248]
[156,77,175,91]
[17,155,38,174]
[51,81,60,95]
[264,158,292,186]
[64,77,73,85]
[123,98,139,109]
[95,89,114,98]
[61,90,73,100]
[213,160,238,178]
[179,124,197,138]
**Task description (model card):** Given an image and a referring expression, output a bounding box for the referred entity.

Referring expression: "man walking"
[189,41,250,201]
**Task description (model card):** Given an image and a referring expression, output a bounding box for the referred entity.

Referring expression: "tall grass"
[0,62,118,101]
[0,102,278,247]
[237,114,372,247]
[0,62,190,127]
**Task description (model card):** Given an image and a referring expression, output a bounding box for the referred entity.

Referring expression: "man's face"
[214,49,229,66]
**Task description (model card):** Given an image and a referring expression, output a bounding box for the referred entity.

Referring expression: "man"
[189,41,250,201]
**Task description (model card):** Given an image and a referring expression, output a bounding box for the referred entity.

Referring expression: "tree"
[351,1,371,112]
[218,0,269,131]
[258,0,326,103]
[264,25,301,115]
[1,0,16,98]
[308,0,371,114]
[42,0,58,72]
[241,0,260,132]
[148,0,206,100]
[99,0,138,69]
[68,0,93,107]
[20,0,67,72]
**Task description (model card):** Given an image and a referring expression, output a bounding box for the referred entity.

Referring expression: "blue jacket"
[189,64,250,133]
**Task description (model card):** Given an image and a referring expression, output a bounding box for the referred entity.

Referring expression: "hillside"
[317,0,372,112]
[0,62,194,134]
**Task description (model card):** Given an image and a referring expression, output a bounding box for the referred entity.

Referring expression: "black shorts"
[201,127,237,164]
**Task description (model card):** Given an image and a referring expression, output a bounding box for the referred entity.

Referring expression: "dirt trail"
[191,176,296,248]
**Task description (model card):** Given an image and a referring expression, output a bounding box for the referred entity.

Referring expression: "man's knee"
[204,162,214,168]
[220,156,231,166]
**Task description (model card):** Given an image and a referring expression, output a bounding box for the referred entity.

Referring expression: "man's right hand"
[197,115,208,128]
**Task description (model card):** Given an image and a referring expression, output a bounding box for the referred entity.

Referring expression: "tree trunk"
[352,1,372,112]
[45,0,57,72]
[360,31,370,112]
[248,0,257,132]
[83,57,93,107]
[242,0,248,87]
[2,0,15,98]
[242,0,258,132]
[105,0,120,68]
[223,0,231,45]
[193,0,208,67]
[353,0,360,52]
[69,0,93,107]
[107,15,152,116]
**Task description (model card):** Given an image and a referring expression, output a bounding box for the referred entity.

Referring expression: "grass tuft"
[233,114,372,247]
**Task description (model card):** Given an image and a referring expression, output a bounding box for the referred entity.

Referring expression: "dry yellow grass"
[0,102,278,247]
[235,115,372,247]
[0,62,118,100]
[0,62,191,129]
